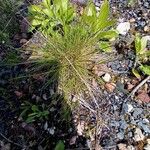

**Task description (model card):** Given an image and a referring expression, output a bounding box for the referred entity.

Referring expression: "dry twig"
[126,76,150,100]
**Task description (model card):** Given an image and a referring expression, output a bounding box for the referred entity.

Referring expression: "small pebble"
[102,73,111,82]
[20,39,28,44]
[144,26,149,32]
[123,103,134,113]
[134,128,145,142]
[117,132,124,140]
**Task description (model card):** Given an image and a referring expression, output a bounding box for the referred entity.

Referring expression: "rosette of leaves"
[28,0,75,36]
[132,34,150,77]
[20,102,49,123]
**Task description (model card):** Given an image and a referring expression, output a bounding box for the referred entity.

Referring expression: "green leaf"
[135,33,141,54]
[31,105,39,112]
[61,0,68,11]
[43,8,53,18]
[132,68,141,79]
[140,65,150,75]
[54,0,61,11]
[43,0,51,9]
[29,5,43,13]
[98,0,109,21]
[28,112,38,117]
[26,116,36,123]
[42,110,49,116]
[20,107,29,117]
[99,41,112,52]
[86,2,97,17]
[98,30,118,39]
[98,20,116,31]
[54,140,65,150]
[32,19,42,26]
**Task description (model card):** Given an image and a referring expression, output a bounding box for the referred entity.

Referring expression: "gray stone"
[138,122,150,133]
[128,132,133,138]
[142,118,149,124]
[131,120,137,125]
[133,108,143,118]
[113,105,118,111]
[111,121,120,127]
[48,127,55,135]
[117,132,124,140]
[120,120,128,129]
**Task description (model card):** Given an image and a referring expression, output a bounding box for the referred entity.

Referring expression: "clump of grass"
[28,0,117,101]
[43,25,95,96]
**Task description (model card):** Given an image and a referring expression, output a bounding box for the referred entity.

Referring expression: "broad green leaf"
[42,110,49,116]
[54,140,65,150]
[32,19,42,26]
[86,2,97,17]
[26,116,35,123]
[43,8,53,18]
[29,5,43,13]
[98,0,109,21]
[31,105,39,112]
[135,33,141,54]
[54,0,61,11]
[99,41,112,52]
[98,30,118,39]
[98,20,116,31]
[132,68,141,79]
[140,65,150,75]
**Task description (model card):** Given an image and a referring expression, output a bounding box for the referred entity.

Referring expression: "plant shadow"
[0,1,89,149]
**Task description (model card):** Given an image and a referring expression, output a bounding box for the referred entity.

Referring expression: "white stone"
[44,121,48,130]
[144,144,150,150]
[116,22,130,35]
[127,145,135,150]
[134,128,145,142]
[48,127,55,135]
[144,36,150,41]
[125,104,134,113]
[147,139,150,144]
[143,118,149,123]
[102,73,111,82]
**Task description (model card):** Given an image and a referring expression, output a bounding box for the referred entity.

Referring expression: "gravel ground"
[0,0,150,149]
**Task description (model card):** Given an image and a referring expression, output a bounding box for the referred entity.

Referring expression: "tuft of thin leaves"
[28,0,117,100]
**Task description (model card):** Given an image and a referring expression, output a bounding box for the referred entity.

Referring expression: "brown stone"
[105,83,116,92]
[129,18,136,23]
[20,39,28,44]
